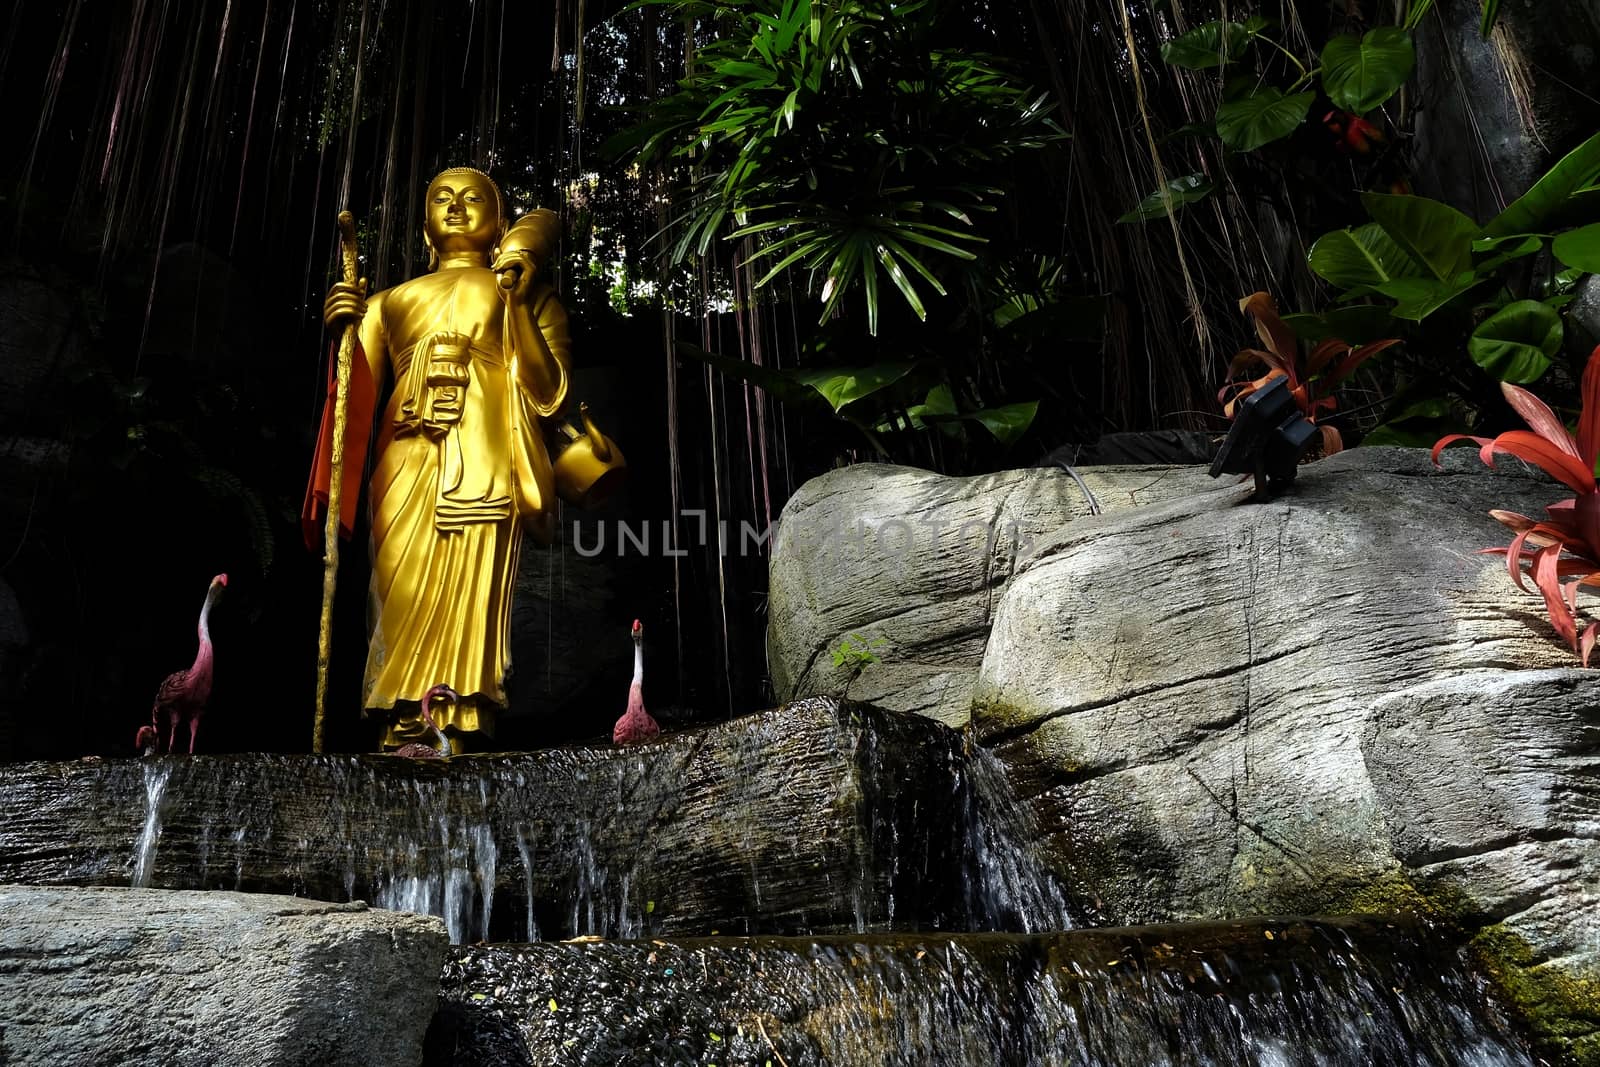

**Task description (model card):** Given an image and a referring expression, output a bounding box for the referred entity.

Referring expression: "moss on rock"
[1469,924,1600,1066]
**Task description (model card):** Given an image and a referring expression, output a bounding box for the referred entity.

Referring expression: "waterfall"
[959,745,1077,932]
[130,760,173,888]
[436,920,1534,1066]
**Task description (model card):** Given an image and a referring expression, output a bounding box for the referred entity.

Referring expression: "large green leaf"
[1360,192,1477,280]
[1480,0,1501,36]
[1308,222,1419,287]
[1468,300,1563,383]
[790,362,916,411]
[1485,131,1600,236]
[1553,223,1600,273]
[1372,275,1480,321]
[875,383,962,438]
[1160,17,1268,70]
[1282,305,1401,344]
[673,342,825,407]
[971,401,1039,446]
[1215,88,1315,151]
[1118,174,1214,223]
[1321,29,1415,114]
[1472,233,1546,274]
[923,400,1040,446]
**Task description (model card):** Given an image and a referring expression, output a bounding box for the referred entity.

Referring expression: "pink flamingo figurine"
[393,684,456,759]
[613,619,660,745]
[151,574,226,754]
[134,724,159,756]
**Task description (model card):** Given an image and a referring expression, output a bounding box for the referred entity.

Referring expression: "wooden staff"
[313,211,361,754]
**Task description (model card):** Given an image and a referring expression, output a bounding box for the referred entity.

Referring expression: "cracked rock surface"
[767,462,1215,726]
[0,885,448,1067]
[965,447,1600,1057]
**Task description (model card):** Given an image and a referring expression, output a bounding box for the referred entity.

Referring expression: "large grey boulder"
[0,885,447,1067]
[970,447,1597,1059]
[767,462,1215,726]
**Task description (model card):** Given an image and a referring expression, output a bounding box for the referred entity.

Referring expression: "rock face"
[1364,669,1600,1060]
[967,447,1598,1059]
[0,885,447,1067]
[0,700,993,942]
[427,919,1531,1067]
[766,462,1215,726]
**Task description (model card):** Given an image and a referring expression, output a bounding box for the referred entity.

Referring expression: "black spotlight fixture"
[1208,375,1317,496]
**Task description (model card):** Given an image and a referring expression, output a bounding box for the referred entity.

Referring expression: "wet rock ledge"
[0,699,976,941]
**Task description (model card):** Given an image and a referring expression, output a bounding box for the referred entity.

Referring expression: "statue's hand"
[323,279,368,332]
[492,249,536,303]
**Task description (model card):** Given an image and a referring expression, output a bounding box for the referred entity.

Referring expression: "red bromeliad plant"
[1433,343,1600,665]
[1219,292,1400,456]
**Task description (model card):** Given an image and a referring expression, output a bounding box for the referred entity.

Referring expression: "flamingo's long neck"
[632,639,643,687]
[425,693,454,757]
[193,591,218,677]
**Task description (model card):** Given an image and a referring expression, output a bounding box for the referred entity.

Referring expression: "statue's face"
[424,171,501,254]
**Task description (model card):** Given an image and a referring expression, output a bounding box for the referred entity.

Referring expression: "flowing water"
[432,921,1532,1066]
[129,760,173,888]
[958,745,1076,932]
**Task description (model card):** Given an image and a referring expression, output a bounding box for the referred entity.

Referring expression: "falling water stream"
[129,760,173,888]
[434,922,1533,1066]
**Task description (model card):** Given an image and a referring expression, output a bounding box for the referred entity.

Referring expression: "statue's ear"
[423,230,437,272]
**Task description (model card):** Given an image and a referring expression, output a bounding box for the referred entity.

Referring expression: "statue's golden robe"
[309,264,569,746]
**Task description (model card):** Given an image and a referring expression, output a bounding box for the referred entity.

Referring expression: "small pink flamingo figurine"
[392,684,456,759]
[613,619,660,746]
[151,574,226,754]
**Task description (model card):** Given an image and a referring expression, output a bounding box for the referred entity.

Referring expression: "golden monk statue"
[303,167,622,750]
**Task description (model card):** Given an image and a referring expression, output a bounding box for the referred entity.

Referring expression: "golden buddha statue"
[304,166,622,750]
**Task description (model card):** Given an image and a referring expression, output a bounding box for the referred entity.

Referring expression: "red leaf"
[1480,431,1597,493]
[1227,347,1286,378]
[1506,528,1543,593]
[1578,344,1600,469]
[1326,339,1401,389]
[1306,340,1347,378]
[1534,544,1580,653]
[1582,622,1598,667]
[1500,382,1581,460]
[1239,292,1297,370]
[1577,490,1600,560]
[1489,509,1538,533]
[1432,433,1492,465]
